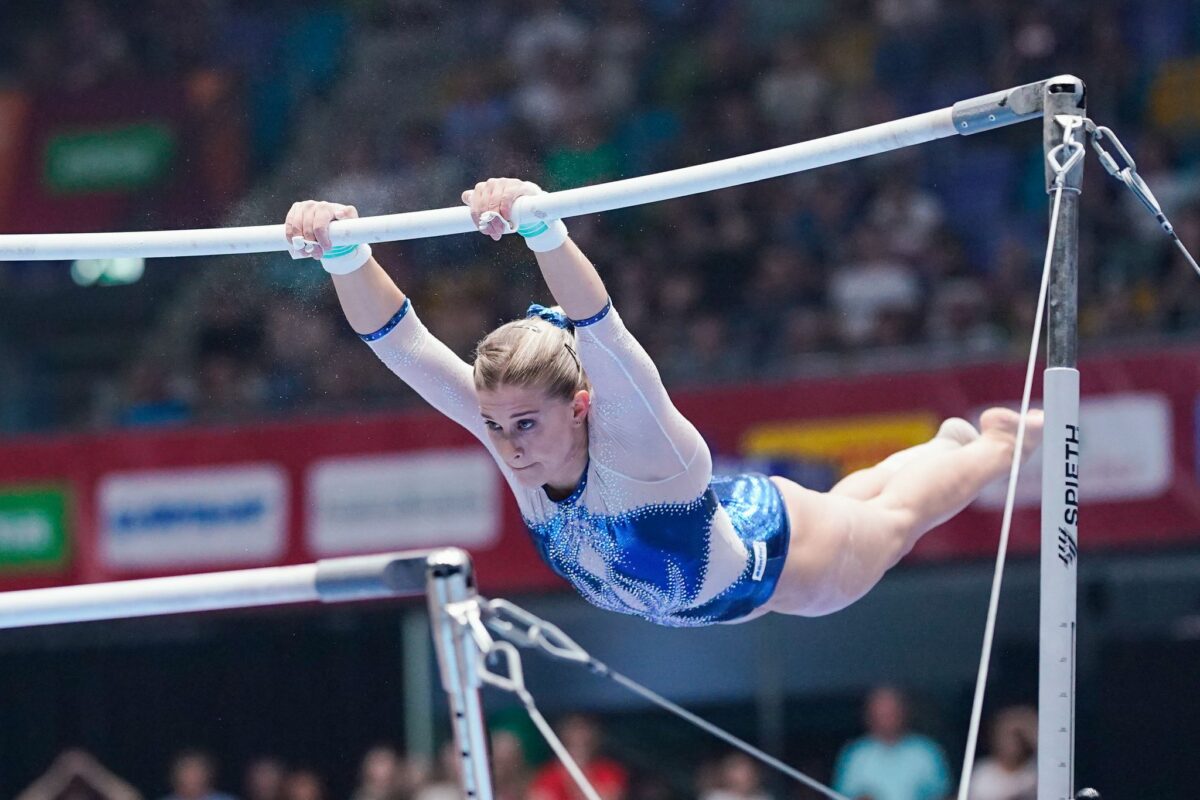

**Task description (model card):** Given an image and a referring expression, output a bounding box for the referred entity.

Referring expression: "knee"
[863,499,920,562]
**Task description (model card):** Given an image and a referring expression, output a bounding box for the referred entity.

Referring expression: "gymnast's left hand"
[461,177,540,241]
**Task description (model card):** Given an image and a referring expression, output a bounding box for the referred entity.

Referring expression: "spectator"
[242,758,286,800]
[530,715,629,800]
[966,707,1036,800]
[161,750,236,800]
[492,730,533,800]
[350,746,403,800]
[411,742,461,800]
[16,749,141,800]
[832,686,951,800]
[828,225,922,347]
[699,753,773,800]
[281,771,323,800]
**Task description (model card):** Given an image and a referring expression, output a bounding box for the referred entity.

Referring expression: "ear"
[571,389,591,424]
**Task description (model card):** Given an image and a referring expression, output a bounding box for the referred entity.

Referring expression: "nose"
[499,438,523,463]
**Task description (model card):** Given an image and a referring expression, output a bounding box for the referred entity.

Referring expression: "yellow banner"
[743,413,940,476]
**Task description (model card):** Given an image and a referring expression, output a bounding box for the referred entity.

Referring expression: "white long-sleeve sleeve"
[361,300,488,443]
[572,302,711,494]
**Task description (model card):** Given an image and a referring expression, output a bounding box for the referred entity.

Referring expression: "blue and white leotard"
[363,299,790,627]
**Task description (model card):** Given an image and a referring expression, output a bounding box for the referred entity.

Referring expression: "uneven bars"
[0,81,1045,261]
[0,551,433,629]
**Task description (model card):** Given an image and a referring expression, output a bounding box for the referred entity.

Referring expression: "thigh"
[766,476,912,617]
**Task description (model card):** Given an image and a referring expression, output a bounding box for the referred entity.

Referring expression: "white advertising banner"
[307,450,500,556]
[99,464,288,569]
[976,391,1172,509]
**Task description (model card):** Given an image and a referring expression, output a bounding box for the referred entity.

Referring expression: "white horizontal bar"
[0,564,319,628]
[0,77,1053,261]
[0,551,432,629]
[0,107,964,261]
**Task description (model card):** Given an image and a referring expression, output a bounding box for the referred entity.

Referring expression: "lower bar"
[0,551,432,629]
[1039,367,1081,800]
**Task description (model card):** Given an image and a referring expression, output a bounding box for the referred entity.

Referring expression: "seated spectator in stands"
[492,729,533,800]
[281,770,323,800]
[699,752,773,800]
[833,686,950,800]
[161,751,236,800]
[966,706,1036,800]
[530,715,629,800]
[411,742,460,800]
[350,745,403,800]
[16,749,141,800]
[59,0,135,92]
[828,225,921,348]
[116,357,191,427]
[242,757,285,800]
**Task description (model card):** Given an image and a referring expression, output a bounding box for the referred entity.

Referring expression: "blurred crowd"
[15,691,1038,800]
[2,0,1200,430]
[102,0,1200,429]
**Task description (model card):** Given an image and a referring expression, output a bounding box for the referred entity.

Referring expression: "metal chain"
[1087,120,1200,278]
[481,599,852,800]
[445,598,603,800]
[1047,114,1086,187]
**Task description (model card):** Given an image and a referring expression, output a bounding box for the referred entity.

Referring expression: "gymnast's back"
[363,297,790,627]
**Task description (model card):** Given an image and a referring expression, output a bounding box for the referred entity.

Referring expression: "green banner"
[0,486,68,571]
[43,123,175,194]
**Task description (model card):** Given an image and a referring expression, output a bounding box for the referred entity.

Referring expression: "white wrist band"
[320,242,372,275]
[518,218,569,252]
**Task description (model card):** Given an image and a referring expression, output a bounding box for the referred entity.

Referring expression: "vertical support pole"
[427,548,493,800]
[1039,75,1086,800]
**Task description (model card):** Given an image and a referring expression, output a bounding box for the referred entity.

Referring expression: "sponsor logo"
[742,413,940,490]
[1058,423,1081,567]
[44,123,176,193]
[751,540,768,582]
[977,392,1172,508]
[0,485,68,571]
[99,465,287,569]
[307,450,500,556]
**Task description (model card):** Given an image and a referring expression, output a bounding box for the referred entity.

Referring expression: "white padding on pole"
[0,109,956,261]
[1039,366,1081,800]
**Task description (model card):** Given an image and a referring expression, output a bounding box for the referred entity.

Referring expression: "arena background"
[2,1,1200,799]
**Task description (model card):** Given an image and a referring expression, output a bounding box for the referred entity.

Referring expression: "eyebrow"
[479,410,541,420]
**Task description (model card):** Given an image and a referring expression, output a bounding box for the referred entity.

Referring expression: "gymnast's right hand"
[285,199,358,260]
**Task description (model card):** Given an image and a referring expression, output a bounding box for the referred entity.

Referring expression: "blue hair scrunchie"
[526,304,574,332]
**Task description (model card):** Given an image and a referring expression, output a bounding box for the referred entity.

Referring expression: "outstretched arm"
[285,200,406,335]
[462,179,608,321]
[285,200,486,441]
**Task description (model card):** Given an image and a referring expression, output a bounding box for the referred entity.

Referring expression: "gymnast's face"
[479,383,590,494]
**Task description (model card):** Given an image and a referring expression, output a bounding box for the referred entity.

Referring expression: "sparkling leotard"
[363,299,789,627]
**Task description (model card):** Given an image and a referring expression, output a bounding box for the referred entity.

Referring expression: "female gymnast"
[285,179,1043,627]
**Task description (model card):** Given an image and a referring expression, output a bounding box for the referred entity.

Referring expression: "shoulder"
[902,733,946,755]
[837,736,874,764]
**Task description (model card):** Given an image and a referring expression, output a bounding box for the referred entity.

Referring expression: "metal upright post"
[427,548,493,800]
[1039,75,1086,800]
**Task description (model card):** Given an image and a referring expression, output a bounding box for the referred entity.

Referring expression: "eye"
[516,419,536,431]
[484,420,501,431]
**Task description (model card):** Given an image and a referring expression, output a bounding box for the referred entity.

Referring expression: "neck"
[544,429,589,499]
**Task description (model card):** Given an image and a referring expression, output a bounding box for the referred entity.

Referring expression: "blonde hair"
[473,311,589,401]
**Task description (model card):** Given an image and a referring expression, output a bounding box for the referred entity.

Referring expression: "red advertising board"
[0,346,1197,594]
[0,72,245,236]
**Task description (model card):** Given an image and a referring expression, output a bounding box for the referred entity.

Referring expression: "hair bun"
[525,304,574,332]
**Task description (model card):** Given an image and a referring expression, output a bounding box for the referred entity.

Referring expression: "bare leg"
[829,417,980,500]
[765,408,1043,617]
